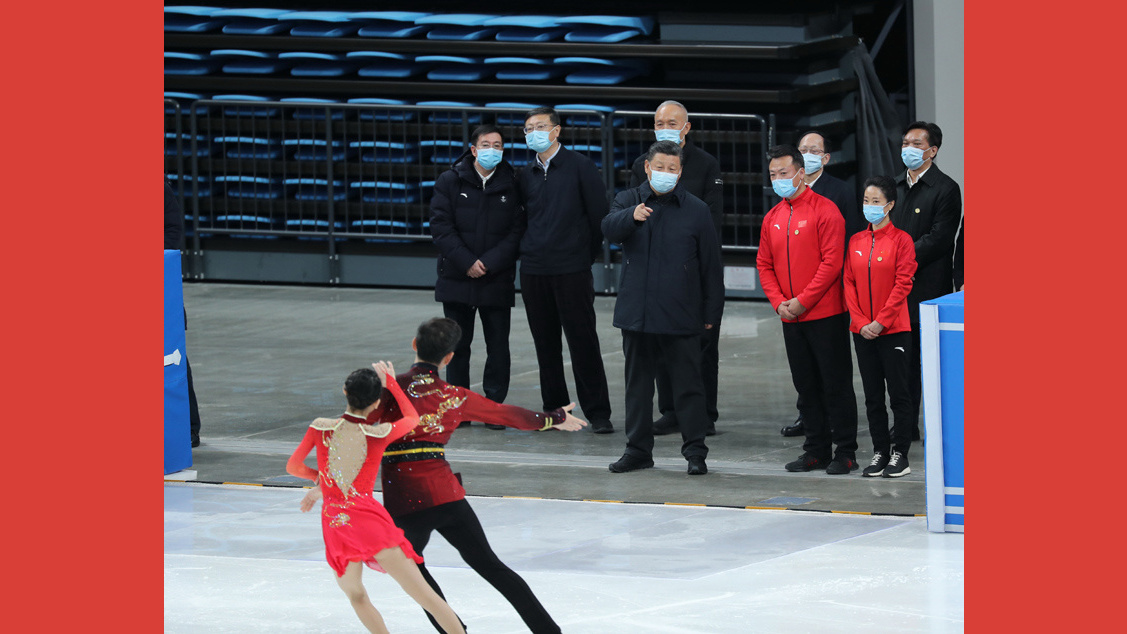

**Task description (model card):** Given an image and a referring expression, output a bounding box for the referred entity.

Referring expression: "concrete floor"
[178,282,925,516]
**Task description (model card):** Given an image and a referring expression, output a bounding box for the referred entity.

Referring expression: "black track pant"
[781,312,858,461]
[853,330,914,456]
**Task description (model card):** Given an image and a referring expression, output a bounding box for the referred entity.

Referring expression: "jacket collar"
[410,362,440,375]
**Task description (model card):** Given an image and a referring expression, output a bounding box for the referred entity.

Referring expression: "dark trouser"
[853,330,914,457]
[655,319,721,424]
[183,309,201,439]
[909,322,923,436]
[781,312,858,461]
[622,330,709,461]
[442,302,512,403]
[395,499,561,634]
[520,270,611,421]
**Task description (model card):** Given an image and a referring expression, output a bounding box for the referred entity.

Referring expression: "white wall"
[913,0,964,188]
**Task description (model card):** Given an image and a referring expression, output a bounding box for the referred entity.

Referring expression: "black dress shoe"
[191,434,200,448]
[705,425,717,436]
[608,454,654,473]
[780,417,805,437]
[652,413,678,436]
[590,419,615,434]
[687,456,707,475]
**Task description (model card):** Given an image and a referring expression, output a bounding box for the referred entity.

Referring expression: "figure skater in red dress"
[286,362,466,634]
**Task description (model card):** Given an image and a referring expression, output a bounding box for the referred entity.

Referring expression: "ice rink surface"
[165,483,963,633]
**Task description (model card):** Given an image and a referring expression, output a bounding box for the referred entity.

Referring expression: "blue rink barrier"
[165,250,192,474]
[921,291,964,533]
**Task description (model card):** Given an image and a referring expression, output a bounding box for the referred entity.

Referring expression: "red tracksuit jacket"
[368,363,564,517]
[843,221,917,335]
[756,186,847,322]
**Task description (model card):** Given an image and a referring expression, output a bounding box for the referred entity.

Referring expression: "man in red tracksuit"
[756,145,859,475]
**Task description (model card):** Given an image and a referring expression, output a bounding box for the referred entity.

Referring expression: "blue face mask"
[654,125,684,144]
[772,174,799,199]
[476,148,502,170]
[863,203,889,224]
[901,146,927,170]
[649,170,679,194]
[802,153,824,174]
[525,128,555,153]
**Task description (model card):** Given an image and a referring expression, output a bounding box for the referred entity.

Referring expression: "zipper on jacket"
[785,200,797,321]
[867,231,875,322]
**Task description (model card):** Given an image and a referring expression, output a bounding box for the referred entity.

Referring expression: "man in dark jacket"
[628,101,724,438]
[892,121,963,440]
[517,107,614,434]
[603,141,724,475]
[781,131,864,438]
[430,125,525,427]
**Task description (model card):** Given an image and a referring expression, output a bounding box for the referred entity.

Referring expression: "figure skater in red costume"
[286,362,465,634]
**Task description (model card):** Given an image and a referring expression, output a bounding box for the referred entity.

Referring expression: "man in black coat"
[780,130,864,438]
[517,107,615,434]
[430,125,525,425]
[628,101,725,437]
[603,141,724,476]
[891,121,963,440]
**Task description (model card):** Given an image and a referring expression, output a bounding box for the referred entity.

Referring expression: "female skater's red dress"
[287,376,424,577]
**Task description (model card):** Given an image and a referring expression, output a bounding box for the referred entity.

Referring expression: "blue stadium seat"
[347,51,427,79]
[415,56,486,82]
[279,52,359,77]
[283,139,350,161]
[212,8,294,36]
[165,52,222,76]
[353,12,433,38]
[215,176,285,199]
[557,16,655,43]
[164,92,210,115]
[214,136,282,159]
[279,97,346,120]
[347,141,421,164]
[485,102,543,125]
[417,101,482,124]
[279,11,361,37]
[165,133,212,157]
[213,95,281,117]
[166,174,214,197]
[415,14,499,41]
[420,140,469,164]
[503,142,537,167]
[484,57,563,82]
[165,6,228,33]
[553,57,647,85]
[212,214,278,238]
[211,50,292,75]
[347,98,416,122]
[571,143,628,169]
[556,103,623,127]
[349,181,422,204]
[483,15,567,42]
[283,178,348,201]
[285,219,344,239]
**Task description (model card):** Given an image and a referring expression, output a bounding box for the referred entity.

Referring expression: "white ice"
[165,483,963,633]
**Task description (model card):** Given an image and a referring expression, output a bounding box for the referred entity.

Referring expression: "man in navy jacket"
[602,141,724,475]
[517,107,614,434]
[429,125,525,421]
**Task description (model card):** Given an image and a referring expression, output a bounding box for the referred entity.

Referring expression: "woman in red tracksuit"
[844,175,918,478]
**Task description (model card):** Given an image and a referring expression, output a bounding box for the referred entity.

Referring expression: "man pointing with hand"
[602,141,724,476]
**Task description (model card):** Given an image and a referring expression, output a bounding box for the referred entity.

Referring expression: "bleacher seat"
[213,8,294,36]
[557,16,655,43]
[214,136,282,159]
[165,52,222,76]
[417,101,482,124]
[212,214,278,238]
[213,95,280,117]
[165,6,227,33]
[165,92,210,115]
[415,14,499,41]
[283,139,350,161]
[284,178,348,201]
[348,51,428,79]
[485,102,544,125]
[420,140,468,164]
[166,133,212,158]
[211,50,292,75]
[352,11,433,38]
[556,103,622,127]
[166,174,214,197]
[554,57,647,85]
[483,15,567,42]
[416,56,486,82]
[279,97,345,120]
[279,11,362,38]
[348,141,421,164]
[279,52,358,77]
[349,181,422,204]
[347,98,416,121]
[484,57,563,82]
[215,176,285,199]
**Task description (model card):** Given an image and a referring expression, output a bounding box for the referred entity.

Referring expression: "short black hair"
[524,106,560,127]
[415,317,462,365]
[862,175,897,204]
[646,140,683,163]
[344,368,383,410]
[767,145,804,172]
[797,130,831,154]
[470,124,503,146]
[905,121,943,149]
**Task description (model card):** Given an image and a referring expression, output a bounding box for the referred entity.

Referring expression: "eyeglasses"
[523,123,556,134]
[797,147,825,155]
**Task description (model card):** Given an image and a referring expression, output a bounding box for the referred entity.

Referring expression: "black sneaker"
[785,453,828,472]
[826,455,859,475]
[687,455,707,475]
[862,452,888,477]
[883,452,911,477]
[590,419,614,434]
[652,413,678,436]
[608,454,654,473]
